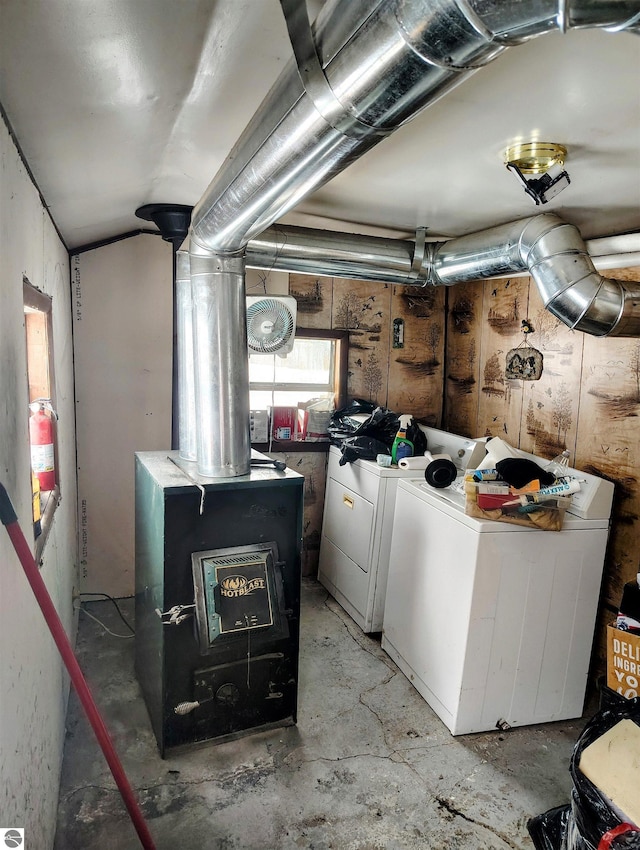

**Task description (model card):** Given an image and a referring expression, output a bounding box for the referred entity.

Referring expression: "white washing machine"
[381,445,614,736]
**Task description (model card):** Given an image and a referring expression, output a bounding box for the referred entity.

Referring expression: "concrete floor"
[54,579,596,850]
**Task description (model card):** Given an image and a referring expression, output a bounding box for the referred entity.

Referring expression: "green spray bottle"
[391,414,414,464]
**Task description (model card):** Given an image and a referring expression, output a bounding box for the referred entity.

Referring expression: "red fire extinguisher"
[29,399,56,492]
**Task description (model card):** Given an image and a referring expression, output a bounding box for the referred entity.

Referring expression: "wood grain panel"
[476,277,530,444]
[271,450,327,577]
[445,282,483,437]
[443,264,640,678]
[331,278,392,407]
[577,332,640,607]
[520,276,584,459]
[387,284,445,426]
[289,274,333,329]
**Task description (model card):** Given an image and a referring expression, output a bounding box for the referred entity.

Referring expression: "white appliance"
[381,437,614,735]
[318,431,486,632]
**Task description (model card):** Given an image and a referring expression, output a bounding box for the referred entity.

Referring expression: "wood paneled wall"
[291,273,446,422]
[444,266,640,673]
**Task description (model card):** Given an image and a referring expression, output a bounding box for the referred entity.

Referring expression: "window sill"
[252,441,331,453]
[35,486,60,563]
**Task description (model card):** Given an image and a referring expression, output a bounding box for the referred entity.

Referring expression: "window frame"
[24,277,60,557]
[250,327,348,450]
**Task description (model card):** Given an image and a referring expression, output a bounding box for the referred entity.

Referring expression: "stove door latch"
[155,603,196,626]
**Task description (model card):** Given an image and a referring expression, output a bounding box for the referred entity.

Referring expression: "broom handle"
[0,483,156,850]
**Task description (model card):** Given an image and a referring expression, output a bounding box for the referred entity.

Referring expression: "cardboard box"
[607,624,640,699]
[250,410,268,443]
[295,402,333,441]
[296,408,308,441]
[270,406,297,441]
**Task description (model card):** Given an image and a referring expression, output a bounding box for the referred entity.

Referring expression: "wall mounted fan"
[246,296,297,356]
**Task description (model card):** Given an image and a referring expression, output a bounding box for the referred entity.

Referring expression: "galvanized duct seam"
[185,0,640,476]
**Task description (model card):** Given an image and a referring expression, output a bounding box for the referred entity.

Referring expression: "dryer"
[318,430,486,632]
[381,445,614,735]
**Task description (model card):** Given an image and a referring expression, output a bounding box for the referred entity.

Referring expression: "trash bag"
[351,407,428,456]
[327,399,375,445]
[328,402,428,459]
[528,805,570,850]
[338,436,390,466]
[563,698,640,850]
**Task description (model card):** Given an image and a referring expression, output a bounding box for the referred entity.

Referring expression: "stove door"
[192,541,289,654]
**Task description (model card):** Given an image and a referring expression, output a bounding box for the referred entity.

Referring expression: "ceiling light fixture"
[504,142,571,205]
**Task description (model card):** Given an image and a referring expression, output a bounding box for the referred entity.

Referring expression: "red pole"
[0,483,156,850]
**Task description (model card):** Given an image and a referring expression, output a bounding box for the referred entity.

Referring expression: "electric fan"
[246,296,297,356]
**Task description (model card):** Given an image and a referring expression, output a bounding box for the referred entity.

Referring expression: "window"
[24,278,59,551]
[249,328,348,444]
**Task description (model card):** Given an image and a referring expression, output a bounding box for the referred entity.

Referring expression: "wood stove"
[134,451,303,755]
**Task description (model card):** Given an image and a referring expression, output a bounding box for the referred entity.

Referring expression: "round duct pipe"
[136,204,194,450]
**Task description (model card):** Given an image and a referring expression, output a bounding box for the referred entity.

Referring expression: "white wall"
[73,235,173,597]
[0,116,78,847]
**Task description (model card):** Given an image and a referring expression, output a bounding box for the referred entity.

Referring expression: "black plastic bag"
[528,804,570,850]
[338,436,389,466]
[327,399,375,446]
[328,402,428,459]
[351,407,428,456]
[564,698,640,850]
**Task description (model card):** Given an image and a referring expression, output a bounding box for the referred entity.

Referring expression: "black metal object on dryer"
[424,452,458,489]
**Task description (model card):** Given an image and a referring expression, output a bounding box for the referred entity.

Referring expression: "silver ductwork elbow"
[431,214,640,336]
[519,216,640,337]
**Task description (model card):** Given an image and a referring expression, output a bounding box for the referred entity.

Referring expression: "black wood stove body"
[134,451,303,756]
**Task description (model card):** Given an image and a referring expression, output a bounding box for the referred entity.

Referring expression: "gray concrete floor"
[55,579,596,850]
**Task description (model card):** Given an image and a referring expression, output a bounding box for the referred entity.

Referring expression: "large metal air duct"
[187,0,640,477]
[176,250,197,461]
[430,214,640,336]
[244,218,640,336]
[246,224,429,285]
[243,221,640,290]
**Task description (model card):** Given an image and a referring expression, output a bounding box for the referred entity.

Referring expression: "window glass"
[249,338,336,407]
[248,329,348,439]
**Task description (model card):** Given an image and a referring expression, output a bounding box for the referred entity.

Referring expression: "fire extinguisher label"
[31,443,54,472]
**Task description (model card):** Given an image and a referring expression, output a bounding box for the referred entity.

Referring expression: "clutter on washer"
[464,437,581,531]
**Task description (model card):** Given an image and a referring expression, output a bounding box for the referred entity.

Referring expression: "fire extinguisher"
[29,399,56,492]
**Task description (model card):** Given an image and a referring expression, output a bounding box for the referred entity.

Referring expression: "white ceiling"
[1,1,639,251]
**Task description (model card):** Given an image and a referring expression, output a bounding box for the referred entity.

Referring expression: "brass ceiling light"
[504,142,571,205]
[504,142,567,174]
